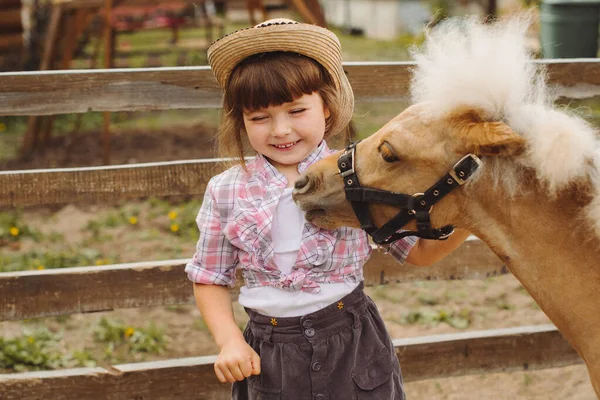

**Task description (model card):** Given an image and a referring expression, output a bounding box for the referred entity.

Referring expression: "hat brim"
[208,21,354,136]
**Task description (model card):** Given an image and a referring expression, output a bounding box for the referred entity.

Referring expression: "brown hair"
[217,52,353,168]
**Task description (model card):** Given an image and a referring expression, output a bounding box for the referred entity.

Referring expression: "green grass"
[335,28,421,62]
[0,210,41,243]
[0,316,170,372]
[94,317,168,362]
[400,307,472,329]
[0,328,67,372]
[0,248,117,273]
[354,101,411,139]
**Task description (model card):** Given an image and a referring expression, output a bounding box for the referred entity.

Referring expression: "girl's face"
[243,92,330,176]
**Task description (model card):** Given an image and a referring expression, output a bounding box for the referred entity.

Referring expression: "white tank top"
[237,188,358,317]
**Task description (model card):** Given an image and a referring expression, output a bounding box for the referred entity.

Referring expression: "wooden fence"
[1,59,598,399]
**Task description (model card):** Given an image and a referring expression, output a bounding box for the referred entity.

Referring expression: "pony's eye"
[379,142,399,163]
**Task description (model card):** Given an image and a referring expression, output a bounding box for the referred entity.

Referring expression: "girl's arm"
[406,228,471,266]
[193,283,261,383]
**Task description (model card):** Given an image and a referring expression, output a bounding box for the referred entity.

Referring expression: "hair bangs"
[225,52,331,112]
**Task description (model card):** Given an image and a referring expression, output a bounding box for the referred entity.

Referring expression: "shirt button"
[302,319,313,328]
[312,361,322,371]
[304,327,315,338]
[315,395,325,400]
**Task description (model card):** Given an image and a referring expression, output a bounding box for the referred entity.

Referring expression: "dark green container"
[540,0,600,58]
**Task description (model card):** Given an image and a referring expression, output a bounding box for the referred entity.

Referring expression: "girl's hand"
[214,338,261,383]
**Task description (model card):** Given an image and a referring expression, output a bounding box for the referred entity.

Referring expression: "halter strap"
[337,141,482,244]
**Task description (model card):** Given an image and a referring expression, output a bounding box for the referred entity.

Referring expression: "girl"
[185,18,470,399]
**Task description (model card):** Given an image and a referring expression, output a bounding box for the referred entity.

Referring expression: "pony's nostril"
[294,175,309,190]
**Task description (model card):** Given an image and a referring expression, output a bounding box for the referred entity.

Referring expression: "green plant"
[162,200,203,240]
[418,294,439,306]
[70,350,97,368]
[147,197,172,218]
[128,323,167,353]
[93,318,168,359]
[401,308,472,329]
[85,206,140,232]
[0,116,28,136]
[0,329,66,372]
[0,211,41,243]
[0,248,115,272]
[369,284,407,303]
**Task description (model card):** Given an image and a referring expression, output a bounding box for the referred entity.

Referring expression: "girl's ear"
[323,106,332,135]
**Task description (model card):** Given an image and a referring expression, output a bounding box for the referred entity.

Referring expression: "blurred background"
[0,0,576,169]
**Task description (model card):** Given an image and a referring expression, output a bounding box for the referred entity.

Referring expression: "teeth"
[274,141,298,149]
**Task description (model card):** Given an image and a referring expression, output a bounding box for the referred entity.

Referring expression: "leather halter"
[337,141,482,245]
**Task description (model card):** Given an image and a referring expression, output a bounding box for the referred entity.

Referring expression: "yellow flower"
[170,224,179,233]
[28,336,34,343]
[128,216,138,225]
[36,265,45,270]
[0,122,6,132]
[9,226,19,236]
[124,327,135,338]
[168,211,178,220]
[95,259,104,266]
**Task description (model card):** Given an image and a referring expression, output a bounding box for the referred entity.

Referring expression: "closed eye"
[378,141,399,163]
[251,116,267,121]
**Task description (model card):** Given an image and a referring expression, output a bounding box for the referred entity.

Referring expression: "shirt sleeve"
[184,177,238,287]
[387,235,418,265]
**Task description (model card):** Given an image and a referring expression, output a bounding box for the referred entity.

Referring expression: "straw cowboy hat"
[207,18,354,135]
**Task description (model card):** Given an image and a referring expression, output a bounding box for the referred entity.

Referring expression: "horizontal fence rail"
[0,159,225,208]
[1,60,600,116]
[0,239,503,321]
[0,325,581,400]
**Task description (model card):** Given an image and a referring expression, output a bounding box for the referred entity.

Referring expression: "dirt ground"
[0,123,596,399]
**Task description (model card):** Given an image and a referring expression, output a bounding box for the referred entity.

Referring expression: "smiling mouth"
[272,140,300,149]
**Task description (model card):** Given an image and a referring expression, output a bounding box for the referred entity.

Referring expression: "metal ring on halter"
[412,192,434,212]
[376,243,391,254]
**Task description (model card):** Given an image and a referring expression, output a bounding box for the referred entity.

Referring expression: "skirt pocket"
[246,375,282,400]
[352,350,402,400]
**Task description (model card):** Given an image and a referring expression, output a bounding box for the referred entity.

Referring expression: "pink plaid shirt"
[185,141,417,293]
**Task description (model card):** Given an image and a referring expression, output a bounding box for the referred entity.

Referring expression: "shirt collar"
[298,140,330,173]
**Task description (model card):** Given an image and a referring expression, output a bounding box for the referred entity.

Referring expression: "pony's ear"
[453,110,526,157]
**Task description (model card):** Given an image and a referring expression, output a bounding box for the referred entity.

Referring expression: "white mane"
[409,16,600,236]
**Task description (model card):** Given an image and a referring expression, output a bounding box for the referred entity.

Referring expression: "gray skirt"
[232,282,405,400]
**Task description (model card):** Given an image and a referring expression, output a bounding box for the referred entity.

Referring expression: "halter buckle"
[437,226,456,239]
[338,146,356,178]
[449,154,482,185]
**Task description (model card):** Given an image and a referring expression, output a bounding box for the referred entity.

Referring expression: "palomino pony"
[293,17,600,396]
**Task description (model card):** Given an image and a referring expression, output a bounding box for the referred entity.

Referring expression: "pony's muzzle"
[293,175,311,195]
